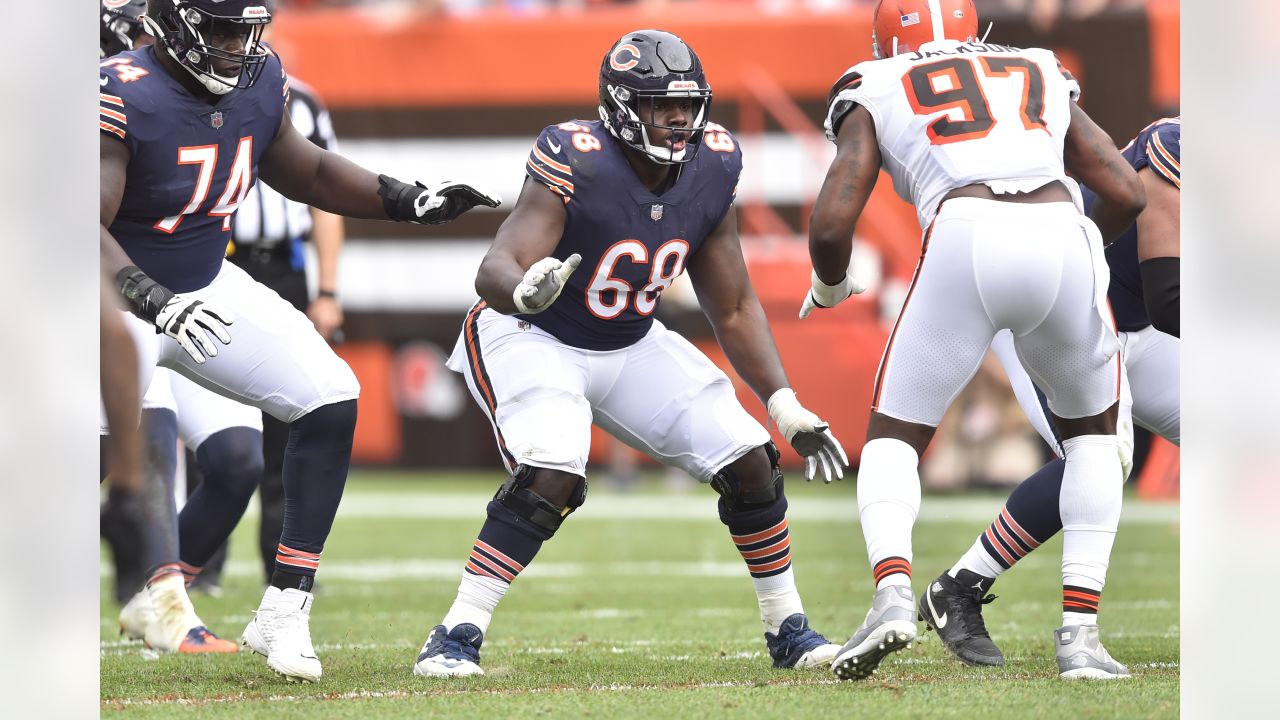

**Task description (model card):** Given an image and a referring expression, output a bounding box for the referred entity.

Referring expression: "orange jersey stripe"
[874,219,935,408]
[526,159,575,192]
[100,107,128,124]
[99,121,126,140]
[99,93,124,106]
[532,145,572,174]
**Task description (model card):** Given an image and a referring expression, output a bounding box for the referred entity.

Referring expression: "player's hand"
[767,388,849,483]
[307,295,344,342]
[513,254,582,314]
[155,295,235,364]
[798,269,867,319]
[378,174,501,225]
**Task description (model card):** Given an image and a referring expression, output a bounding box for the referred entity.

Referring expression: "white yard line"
[281,493,1178,524]
[104,677,847,708]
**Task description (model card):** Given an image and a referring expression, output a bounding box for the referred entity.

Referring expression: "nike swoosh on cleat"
[926,589,948,629]
[547,138,562,154]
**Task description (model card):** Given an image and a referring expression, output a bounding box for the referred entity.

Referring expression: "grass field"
[101,471,1179,718]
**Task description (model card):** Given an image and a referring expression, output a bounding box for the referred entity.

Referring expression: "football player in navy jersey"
[100,0,499,682]
[918,118,1181,671]
[414,30,848,678]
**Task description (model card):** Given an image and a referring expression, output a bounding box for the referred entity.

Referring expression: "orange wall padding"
[1147,0,1181,109]
[334,342,402,463]
[269,7,875,108]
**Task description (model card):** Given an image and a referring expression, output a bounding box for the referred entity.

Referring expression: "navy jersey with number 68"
[101,45,288,293]
[1083,117,1180,332]
[520,120,742,350]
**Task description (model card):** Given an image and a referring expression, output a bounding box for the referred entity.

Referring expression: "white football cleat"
[243,586,322,683]
[140,574,238,653]
[118,588,155,641]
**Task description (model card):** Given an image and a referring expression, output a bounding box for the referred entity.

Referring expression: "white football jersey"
[825,40,1082,229]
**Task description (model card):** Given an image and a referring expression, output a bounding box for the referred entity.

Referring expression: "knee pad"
[492,464,587,536]
[710,442,784,511]
[196,427,265,498]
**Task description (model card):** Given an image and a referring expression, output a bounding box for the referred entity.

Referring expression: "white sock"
[950,538,1006,580]
[441,573,509,635]
[858,438,921,589]
[753,567,805,635]
[1059,434,1122,625]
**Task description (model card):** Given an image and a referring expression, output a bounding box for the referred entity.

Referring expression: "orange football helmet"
[872,0,980,58]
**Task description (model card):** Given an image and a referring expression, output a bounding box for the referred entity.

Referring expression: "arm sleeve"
[824,65,868,142]
[1139,256,1180,337]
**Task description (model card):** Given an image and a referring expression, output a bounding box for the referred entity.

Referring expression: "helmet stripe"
[927,0,946,43]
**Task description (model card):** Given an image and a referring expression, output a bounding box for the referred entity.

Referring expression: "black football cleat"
[918,569,1005,667]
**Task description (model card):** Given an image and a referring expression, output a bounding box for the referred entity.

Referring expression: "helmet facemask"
[143,2,271,95]
[600,83,711,165]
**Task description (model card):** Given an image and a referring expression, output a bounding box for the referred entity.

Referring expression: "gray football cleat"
[831,585,917,681]
[1055,624,1130,679]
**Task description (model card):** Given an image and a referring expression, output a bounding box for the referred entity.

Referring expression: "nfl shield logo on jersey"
[209,111,224,129]
[650,203,664,221]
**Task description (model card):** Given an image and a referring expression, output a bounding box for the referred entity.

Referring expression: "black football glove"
[116,266,234,364]
[378,174,501,225]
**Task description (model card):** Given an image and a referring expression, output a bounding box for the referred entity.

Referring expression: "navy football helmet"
[598,30,712,165]
[101,0,148,58]
[142,0,272,95]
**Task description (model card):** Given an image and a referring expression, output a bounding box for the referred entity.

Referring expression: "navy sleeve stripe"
[532,144,572,176]
[527,159,575,194]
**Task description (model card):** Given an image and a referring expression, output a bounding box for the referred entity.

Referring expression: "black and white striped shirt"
[233,79,338,248]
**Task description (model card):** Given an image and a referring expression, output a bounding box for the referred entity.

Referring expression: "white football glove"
[155,295,235,364]
[1117,414,1135,481]
[798,269,867,319]
[767,388,849,483]
[513,253,582,314]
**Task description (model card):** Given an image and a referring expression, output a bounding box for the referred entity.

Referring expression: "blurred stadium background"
[261,0,1179,494]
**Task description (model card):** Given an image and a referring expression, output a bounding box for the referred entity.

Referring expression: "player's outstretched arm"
[1064,104,1146,243]
[259,108,499,224]
[803,105,878,318]
[687,210,848,482]
[100,136,234,365]
[475,178,572,315]
[1135,166,1180,336]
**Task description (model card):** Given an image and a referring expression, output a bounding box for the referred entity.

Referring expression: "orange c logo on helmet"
[610,44,640,72]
